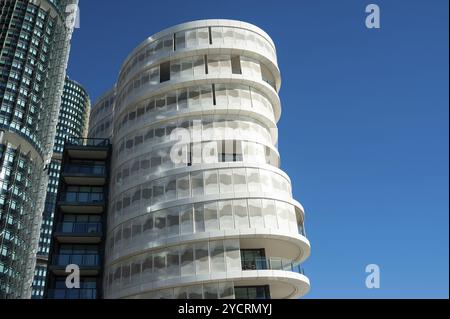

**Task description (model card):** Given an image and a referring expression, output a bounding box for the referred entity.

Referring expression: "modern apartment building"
[43,19,310,300]
[31,76,90,299]
[0,0,78,298]
[91,19,311,299]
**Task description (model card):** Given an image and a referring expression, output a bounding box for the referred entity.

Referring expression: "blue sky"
[67,0,449,298]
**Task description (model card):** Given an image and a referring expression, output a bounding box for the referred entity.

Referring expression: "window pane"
[276,201,290,232]
[219,169,233,193]
[248,199,264,228]
[204,202,218,231]
[224,239,241,271]
[180,205,193,235]
[218,282,235,299]
[167,207,179,237]
[219,201,233,230]
[194,204,205,233]
[247,168,261,193]
[180,245,194,276]
[177,174,190,199]
[210,240,225,273]
[262,199,278,230]
[204,170,218,195]
[233,168,247,193]
[191,171,204,196]
[195,242,209,275]
[167,248,180,279]
[233,199,249,229]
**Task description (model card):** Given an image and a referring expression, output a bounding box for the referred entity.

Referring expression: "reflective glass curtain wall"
[0,0,78,298]
[31,77,90,299]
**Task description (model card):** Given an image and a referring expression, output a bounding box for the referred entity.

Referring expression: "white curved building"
[99,20,310,299]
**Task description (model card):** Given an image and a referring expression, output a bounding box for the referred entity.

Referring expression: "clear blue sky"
[67,0,449,298]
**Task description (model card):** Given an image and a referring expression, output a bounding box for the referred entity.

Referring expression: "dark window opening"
[231,55,242,75]
[212,84,216,105]
[208,27,213,44]
[160,61,171,83]
[241,249,266,270]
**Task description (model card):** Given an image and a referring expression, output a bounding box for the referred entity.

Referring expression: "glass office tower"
[31,77,90,299]
[0,0,78,298]
[92,20,311,299]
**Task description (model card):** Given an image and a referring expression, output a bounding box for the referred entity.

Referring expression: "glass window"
[218,282,235,299]
[262,199,278,230]
[167,207,179,237]
[204,202,219,231]
[170,59,181,80]
[191,171,204,196]
[180,205,193,235]
[143,215,154,234]
[186,29,197,47]
[188,285,203,299]
[224,239,241,271]
[175,32,186,50]
[180,245,194,276]
[181,58,193,78]
[188,87,200,108]
[200,85,213,106]
[197,28,209,46]
[233,199,249,229]
[194,204,205,233]
[215,84,227,106]
[247,168,262,193]
[167,248,180,278]
[167,92,177,111]
[177,174,190,199]
[210,241,225,273]
[153,180,165,204]
[178,89,188,109]
[211,27,223,44]
[204,283,219,299]
[195,242,209,275]
[276,202,290,233]
[153,252,166,281]
[219,169,233,193]
[259,169,272,193]
[248,199,264,228]
[204,170,218,195]
[233,168,247,193]
[217,201,233,230]
[154,211,167,237]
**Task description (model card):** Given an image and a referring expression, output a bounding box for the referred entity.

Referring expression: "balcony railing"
[56,222,102,234]
[64,165,106,175]
[241,257,305,275]
[65,137,110,147]
[61,192,104,203]
[52,254,100,267]
[47,288,97,299]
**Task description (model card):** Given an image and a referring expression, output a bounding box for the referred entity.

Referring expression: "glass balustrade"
[61,192,104,203]
[57,222,102,233]
[241,257,304,275]
[52,254,100,267]
[64,165,106,175]
[47,288,97,299]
